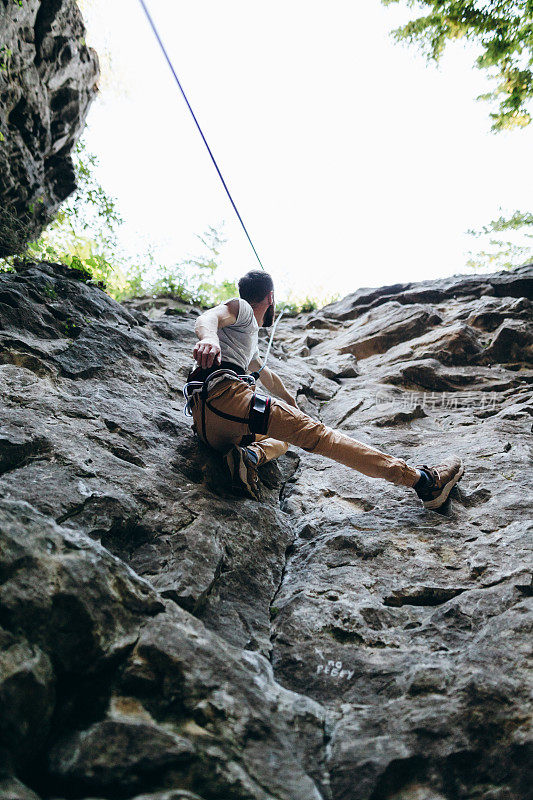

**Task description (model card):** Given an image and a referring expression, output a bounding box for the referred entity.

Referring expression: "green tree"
[119,225,239,307]
[466,209,533,268]
[383,0,533,269]
[17,136,126,289]
[0,134,237,302]
[382,0,533,131]
[0,135,124,283]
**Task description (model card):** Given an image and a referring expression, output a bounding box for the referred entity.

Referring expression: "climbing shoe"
[414,456,464,510]
[225,446,261,500]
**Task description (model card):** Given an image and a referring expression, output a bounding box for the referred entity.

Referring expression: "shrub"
[276,292,340,316]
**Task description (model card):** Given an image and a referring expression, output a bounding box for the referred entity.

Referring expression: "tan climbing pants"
[190,378,419,488]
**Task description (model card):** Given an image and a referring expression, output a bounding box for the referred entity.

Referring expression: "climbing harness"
[137,0,265,272]
[183,363,255,418]
[183,304,284,439]
[182,363,271,448]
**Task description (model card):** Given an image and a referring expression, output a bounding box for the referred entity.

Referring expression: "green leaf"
[382,0,533,132]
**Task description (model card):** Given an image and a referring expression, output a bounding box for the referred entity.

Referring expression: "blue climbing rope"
[137,0,266,272]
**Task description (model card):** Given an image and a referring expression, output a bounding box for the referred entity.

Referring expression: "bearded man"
[187,270,464,508]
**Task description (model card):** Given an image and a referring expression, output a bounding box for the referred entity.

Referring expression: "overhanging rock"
[0,0,99,256]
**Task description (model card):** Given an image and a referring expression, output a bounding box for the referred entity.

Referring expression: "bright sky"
[80,0,533,300]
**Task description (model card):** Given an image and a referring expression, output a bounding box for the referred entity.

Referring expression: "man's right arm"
[193,299,239,368]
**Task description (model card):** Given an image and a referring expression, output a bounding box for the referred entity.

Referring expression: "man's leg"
[189,383,273,499]
[194,381,419,487]
[190,385,248,452]
[190,380,463,504]
[261,399,464,505]
[248,434,288,465]
[265,397,420,487]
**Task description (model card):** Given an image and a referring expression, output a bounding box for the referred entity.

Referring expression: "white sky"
[80,0,533,300]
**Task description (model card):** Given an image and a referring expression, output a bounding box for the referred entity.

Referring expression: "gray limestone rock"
[0,627,55,765]
[0,261,531,800]
[0,777,41,800]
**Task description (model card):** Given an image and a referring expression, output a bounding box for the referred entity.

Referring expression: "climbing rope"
[254,309,285,376]
[138,0,284,391]
[137,0,266,272]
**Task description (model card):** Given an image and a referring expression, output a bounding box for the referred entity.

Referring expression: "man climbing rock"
[187,270,464,509]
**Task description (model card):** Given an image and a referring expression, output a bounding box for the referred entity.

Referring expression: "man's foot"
[414,456,464,509]
[224,446,261,500]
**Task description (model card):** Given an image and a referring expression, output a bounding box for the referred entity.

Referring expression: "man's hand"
[193,301,238,369]
[193,337,221,369]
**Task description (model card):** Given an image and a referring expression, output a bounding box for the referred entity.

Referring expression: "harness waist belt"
[188,360,245,382]
[183,361,271,448]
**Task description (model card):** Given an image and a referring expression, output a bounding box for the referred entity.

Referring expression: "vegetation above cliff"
[383,0,533,132]
[384,0,533,268]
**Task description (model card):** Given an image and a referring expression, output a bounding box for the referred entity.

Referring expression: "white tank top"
[218,298,259,371]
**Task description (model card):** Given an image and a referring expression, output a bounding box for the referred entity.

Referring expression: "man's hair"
[238,270,274,305]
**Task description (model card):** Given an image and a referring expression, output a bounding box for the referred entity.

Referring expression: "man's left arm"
[249,357,298,408]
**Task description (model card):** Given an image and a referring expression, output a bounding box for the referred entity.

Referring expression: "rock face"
[0,1,99,255]
[0,261,531,800]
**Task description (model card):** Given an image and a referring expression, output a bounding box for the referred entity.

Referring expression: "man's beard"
[262,303,275,328]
